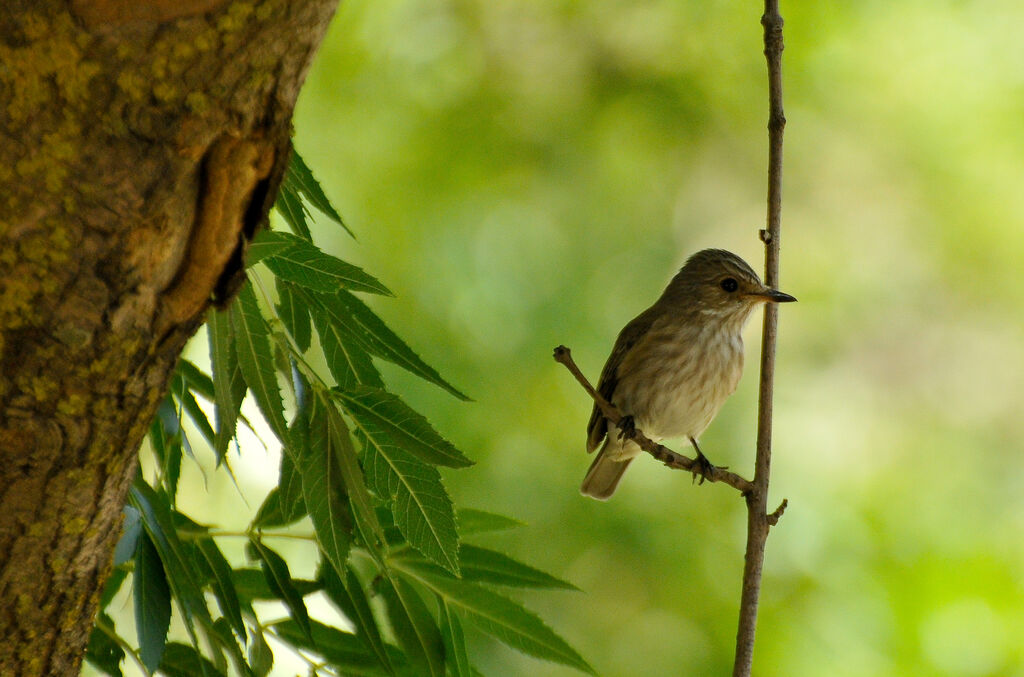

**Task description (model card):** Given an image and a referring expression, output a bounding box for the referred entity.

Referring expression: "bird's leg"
[616,415,637,441]
[688,437,723,485]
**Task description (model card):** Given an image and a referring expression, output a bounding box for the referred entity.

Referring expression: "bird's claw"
[691,451,722,485]
[616,415,636,441]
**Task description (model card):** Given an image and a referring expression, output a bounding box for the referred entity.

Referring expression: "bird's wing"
[586,307,660,453]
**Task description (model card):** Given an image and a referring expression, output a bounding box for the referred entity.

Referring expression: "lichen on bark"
[0,1,339,674]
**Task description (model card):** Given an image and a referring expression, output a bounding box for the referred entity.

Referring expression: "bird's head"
[662,248,796,325]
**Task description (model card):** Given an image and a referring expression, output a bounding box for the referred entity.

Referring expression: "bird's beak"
[747,288,797,303]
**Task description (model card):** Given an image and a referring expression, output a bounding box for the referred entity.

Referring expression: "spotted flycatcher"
[581,248,796,500]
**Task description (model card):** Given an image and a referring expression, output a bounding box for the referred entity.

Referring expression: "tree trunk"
[0,2,338,673]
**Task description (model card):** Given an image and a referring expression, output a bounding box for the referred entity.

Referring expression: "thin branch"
[767,499,788,527]
[553,345,753,494]
[732,2,787,677]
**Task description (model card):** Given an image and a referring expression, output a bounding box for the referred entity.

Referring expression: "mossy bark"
[0,1,337,673]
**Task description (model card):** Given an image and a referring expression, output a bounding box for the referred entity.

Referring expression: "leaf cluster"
[86,153,593,677]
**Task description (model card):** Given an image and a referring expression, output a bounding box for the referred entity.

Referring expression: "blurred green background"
[178,1,1024,675]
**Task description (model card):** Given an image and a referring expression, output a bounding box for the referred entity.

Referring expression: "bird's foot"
[616,415,636,441]
[691,450,723,485]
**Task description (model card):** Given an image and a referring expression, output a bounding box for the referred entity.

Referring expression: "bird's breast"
[612,324,744,440]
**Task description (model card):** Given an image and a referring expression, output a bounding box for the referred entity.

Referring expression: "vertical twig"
[732,2,786,676]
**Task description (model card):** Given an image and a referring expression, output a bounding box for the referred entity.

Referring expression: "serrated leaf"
[159,642,225,677]
[129,480,213,642]
[271,620,398,676]
[134,532,171,672]
[334,385,472,468]
[439,600,472,677]
[276,278,311,352]
[248,539,312,640]
[309,289,468,400]
[264,237,392,296]
[273,182,313,240]
[286,150,352,236]
[298,395,353,582]
[395,561,595,675]
[208,309,246,460]
[456,545,577,590]
[457,509,524,535]
[230,284,289,445]
[319,392,385,554]
[195,539,246,641]
[309,299,384,390]
[362,429,459,574]
[379,576,445,677]
[86,614,125,677]
[320,563,394,675]
[247,229,299,266]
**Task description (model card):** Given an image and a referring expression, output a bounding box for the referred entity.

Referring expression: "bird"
[581,248,796,500]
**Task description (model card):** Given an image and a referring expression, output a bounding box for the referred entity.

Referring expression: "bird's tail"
[580,443,634,500]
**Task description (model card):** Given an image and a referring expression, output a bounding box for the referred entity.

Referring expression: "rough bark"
[0,1,338,674]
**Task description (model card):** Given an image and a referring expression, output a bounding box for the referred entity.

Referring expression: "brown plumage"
[581,249,796,499]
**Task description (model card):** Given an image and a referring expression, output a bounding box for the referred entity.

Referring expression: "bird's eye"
[720,278,738,292]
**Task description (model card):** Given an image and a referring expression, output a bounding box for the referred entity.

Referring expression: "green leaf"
[285,150,352,236]
[151,399,183,498]
[248,625,274,677]
[86,614,125,677]
[99,567,129,610]
[209,616,254,677]
[309,289,469,400]
[276,278,311,353]
[458,545,578,590]
[247,229,298,266]
[273,182,313,240]
[362,428,460,575]
[176,385,216,450]
[195,538,247,641]
[271,620,397,676]
[176,360,216,400]
[320,563,393,674]
[298,394,354,582]
[309,299,384,390]
[129,480,213,640]
[159,642,225,677]
[254,430,307,528]
[230,284,289,445]
[230,568,320,603]
[379,575,445,677]
[439,600,472,677]
[134,532,171,672]
[320,392,386,554]
[251,486,306,529]
[457,508,524,535]
[248,539,312,640]
[334,385,473,468]
[395,561,595,675]
[208,308,246,460]
[253,441,306,529]
[263,235,392,296]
